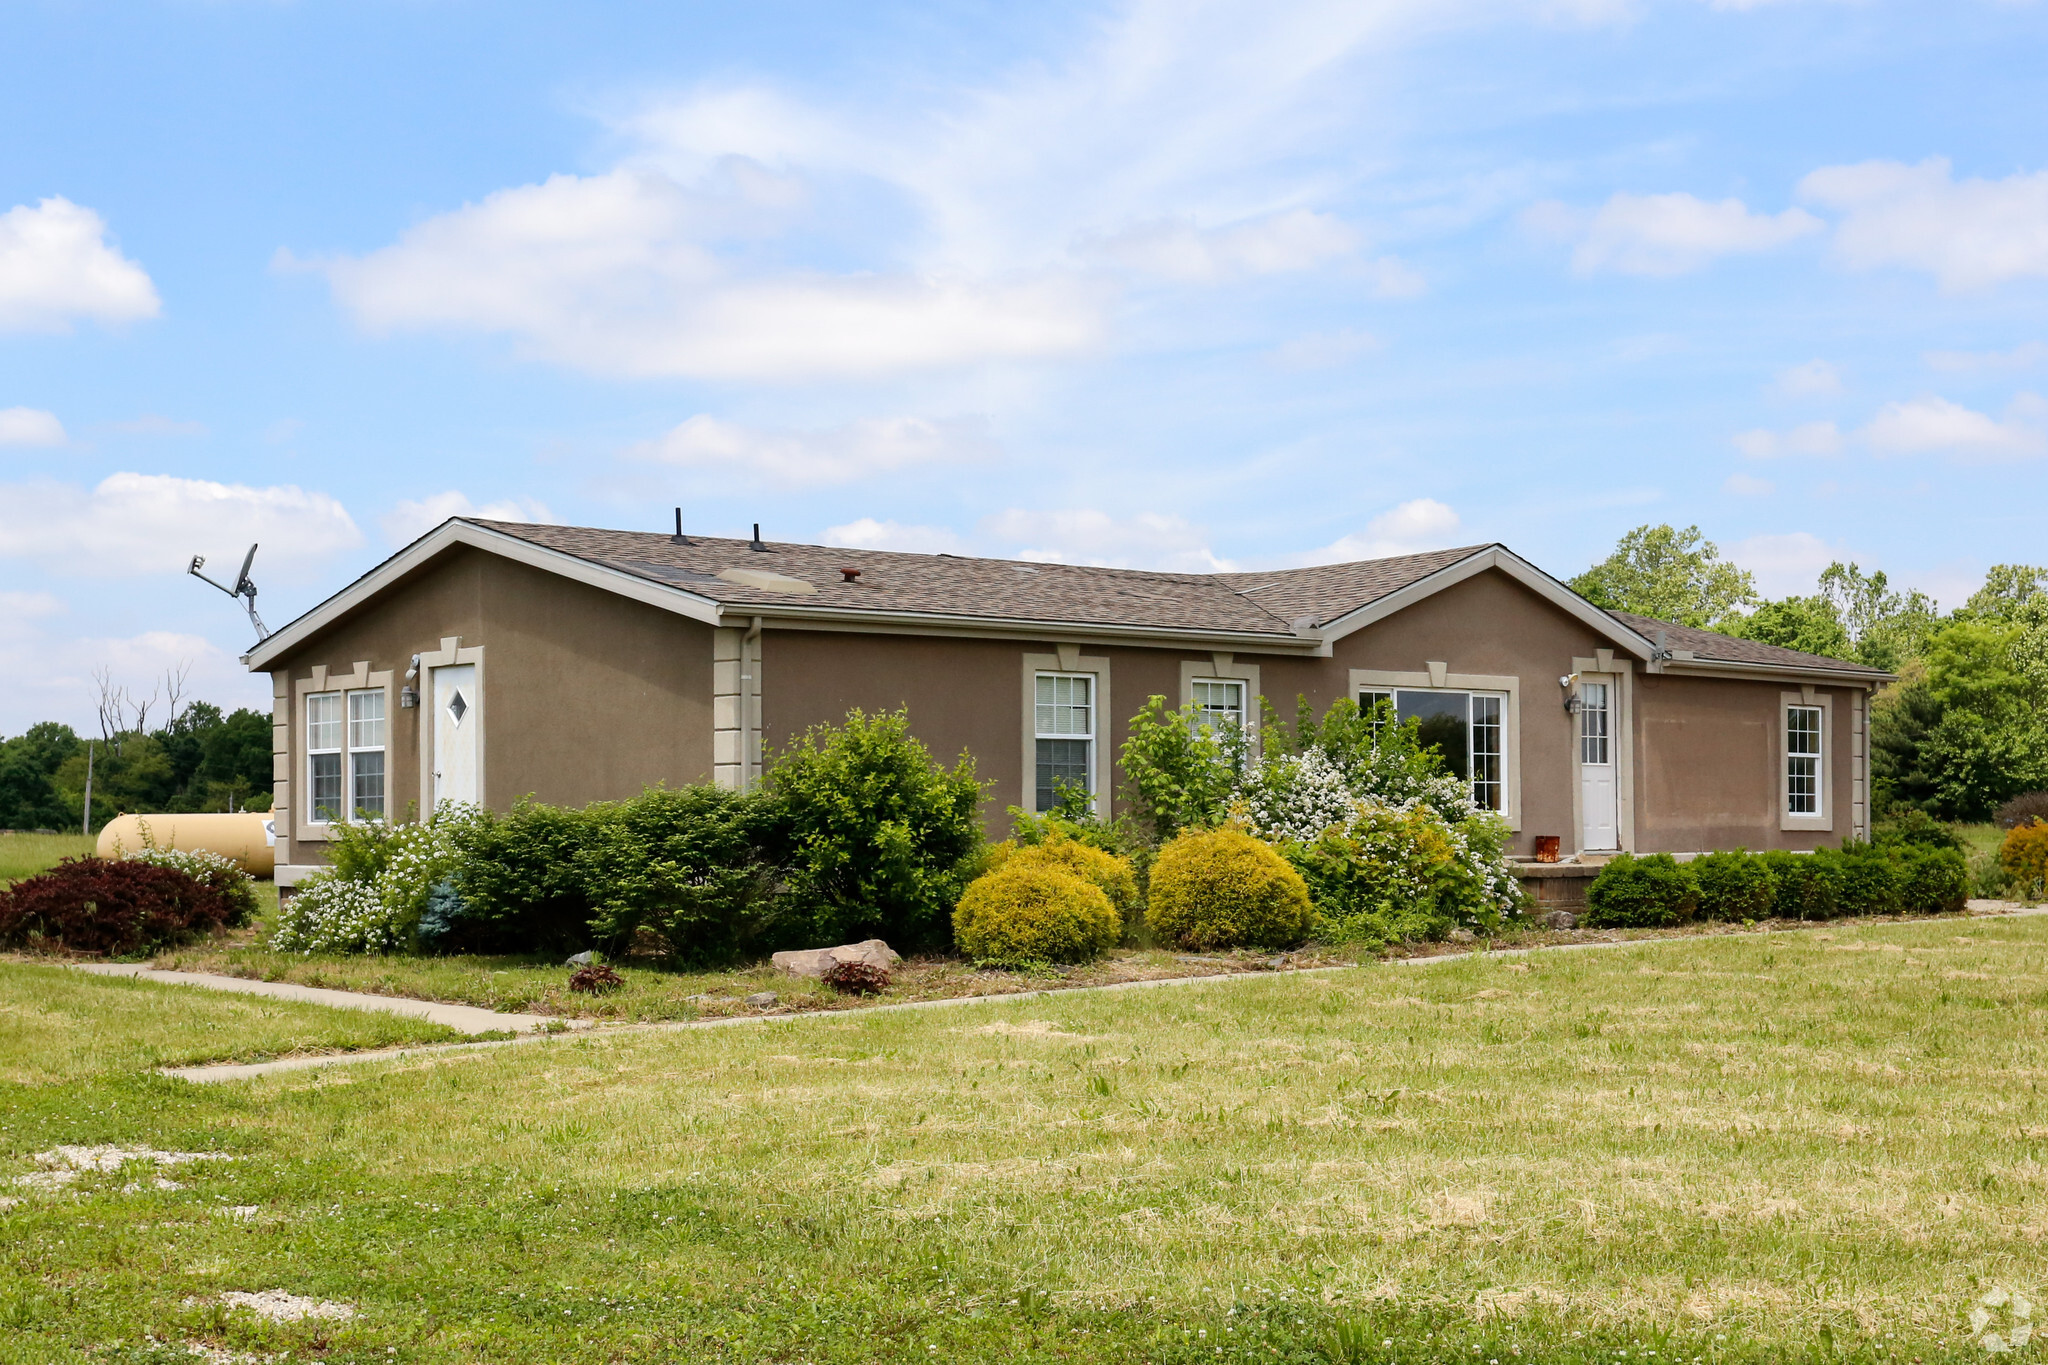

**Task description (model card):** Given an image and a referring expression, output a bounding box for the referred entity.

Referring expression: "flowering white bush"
[1233,747,1356,845]
[269,811,471,954]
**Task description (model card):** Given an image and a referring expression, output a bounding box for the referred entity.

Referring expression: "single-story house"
[245,518,1892,888]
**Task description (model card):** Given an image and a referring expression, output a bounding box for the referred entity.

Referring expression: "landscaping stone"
[565,951,596,966]
[1542,909,1579,930]
[1449,929,1478,943]
[771,939,901,979]
[745,991,779,1007]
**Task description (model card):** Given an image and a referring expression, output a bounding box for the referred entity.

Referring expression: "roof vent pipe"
[839,567,862,583]
[670,508,692,546]
[750,523,767,552]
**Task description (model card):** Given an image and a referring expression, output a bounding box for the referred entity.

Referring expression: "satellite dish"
[189,542,271,640]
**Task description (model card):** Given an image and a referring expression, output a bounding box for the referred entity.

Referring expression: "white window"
[1189,678,1245,733]
[307,688,386,823]
[348,689,387,821]
[306,692,344,823]
[1357,686,1509,813]
[1787,704,1822,816]
[1579,681,1610,765]
[1034,673,1094,812]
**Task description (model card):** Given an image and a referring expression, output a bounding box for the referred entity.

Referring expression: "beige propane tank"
[96,812,277,877]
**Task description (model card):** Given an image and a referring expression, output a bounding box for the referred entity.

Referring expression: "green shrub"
[1146,827,1313,951]
[444,799,601,954]
[2001,819,2048,902]
[953,864,1120,967]
[1872,807,1965,852]
[983,833,1140,923]
[1117,695,1244,844]
[1285,803,1518,947]
[1760,850,1840,920]
[1583,853,1697,928]
[1830,843,1904,917]
[766,708,986,951]
[1691,850,1774,922]
[578,786,780,963]
[1898,846,1969,914]
[276,812,469,954]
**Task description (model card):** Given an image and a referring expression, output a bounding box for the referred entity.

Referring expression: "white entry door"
[1578,677,1618,851]
[432,663,477,811]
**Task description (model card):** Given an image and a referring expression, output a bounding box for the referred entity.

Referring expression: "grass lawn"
[7,914,2047,1362]
[0,830,97,885]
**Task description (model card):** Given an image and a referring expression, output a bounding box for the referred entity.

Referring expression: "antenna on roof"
[749,523,767,552]
[670,508,692,546]
[188,543,270,641]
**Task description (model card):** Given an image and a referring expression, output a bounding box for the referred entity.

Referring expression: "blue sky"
[3,0,2045,734]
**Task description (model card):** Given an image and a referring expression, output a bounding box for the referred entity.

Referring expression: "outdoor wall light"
[1559,673,1582,715]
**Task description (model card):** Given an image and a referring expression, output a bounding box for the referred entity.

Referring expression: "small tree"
[1116,696,1243,845]
[765,709,985,950]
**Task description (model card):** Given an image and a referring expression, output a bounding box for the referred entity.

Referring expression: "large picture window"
[1358,687,1508,812]
[1035,673,1094,812]
[1786,704,1823,816]
[307,687,386,823]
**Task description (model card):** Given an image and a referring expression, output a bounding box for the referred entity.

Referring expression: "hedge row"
[1585,842,1969,929]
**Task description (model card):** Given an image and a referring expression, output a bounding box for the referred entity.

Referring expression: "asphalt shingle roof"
[473,521,1489,636]
[1610,611,1888,677]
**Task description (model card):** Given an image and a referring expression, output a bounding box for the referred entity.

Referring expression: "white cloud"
[0,618,269,737]
[980,508,1235,572]
[1799,157,2048,292]
[1924,341,2047,373]
[1732,420,1842,458]
[1723,472,1776,497]
[1533,192,1822,277]
[1078,209,1358,282]
[313,170,1105,382]
[1268,327,1382,369]
[108,414,208,437]
[1859,394,2045,458]
[0,197,160,332]
[1294,497,1464,565]
[0,590,65,620]
[0,407,67,447]
[1772,359,1842,397]
[625,414,996,487]
[0,473,362,579]
[819,518,970,555]
[1728,532,1849,599]
[379,491,555,548]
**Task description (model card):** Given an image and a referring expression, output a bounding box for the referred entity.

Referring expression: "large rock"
[1541,909,1579,930]
[771,939,901,979]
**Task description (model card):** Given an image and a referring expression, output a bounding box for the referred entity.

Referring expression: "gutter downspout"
[744,615,764,791]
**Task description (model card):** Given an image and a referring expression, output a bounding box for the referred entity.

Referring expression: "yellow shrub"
[1145,827,1314,951]
[983,833,1139,919]
[953,864,1121,966]
[2002,818,2048,900]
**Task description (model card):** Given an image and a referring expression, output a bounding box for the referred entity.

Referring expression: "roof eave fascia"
[1659,656,1895,686]
[1314,545,1658,659]
[726,600,1323,652]
[242,520,723,670]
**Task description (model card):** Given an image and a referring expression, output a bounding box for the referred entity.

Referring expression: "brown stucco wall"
[1633,673,1859,853]
[268,546,714,863]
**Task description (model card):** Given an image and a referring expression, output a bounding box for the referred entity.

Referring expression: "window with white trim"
[307,688,386,823]
[1189,678,1245,734]
[1357,686,1508,812]
[1034,673,1094,812]
[1786,704,1822,816]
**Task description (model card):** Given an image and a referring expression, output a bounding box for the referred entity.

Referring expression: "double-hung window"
[1786,704,1822,816]
[306,688,386,823]
[1189,678,1245,734]
[1034,673,1094,812]
[1357,687,1508,813]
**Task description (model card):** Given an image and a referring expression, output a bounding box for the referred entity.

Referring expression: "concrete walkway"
[148,900,2044,1085]
[74,963,578,1036]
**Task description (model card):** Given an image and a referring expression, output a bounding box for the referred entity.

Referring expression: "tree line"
[1571,524,2047,822]
[0,701,273,832]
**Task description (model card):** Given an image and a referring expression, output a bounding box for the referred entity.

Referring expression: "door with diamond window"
[432,663,477,811]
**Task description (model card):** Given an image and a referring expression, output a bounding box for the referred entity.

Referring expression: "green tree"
[1569,524,1758,627]
[1817,562,1940,671]
[0,723,81,830]
[1872,624,2048,820]
[1116,695,1242,844]
[1726,595,1852,660]
[1961,563,2048,622]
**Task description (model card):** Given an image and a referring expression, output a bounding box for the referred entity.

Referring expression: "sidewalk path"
[135,899,2044,1084]
[74,963,576,1036]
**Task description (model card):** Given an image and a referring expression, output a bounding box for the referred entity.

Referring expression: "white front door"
[1578,677,1618,851]
[432,663,477,811]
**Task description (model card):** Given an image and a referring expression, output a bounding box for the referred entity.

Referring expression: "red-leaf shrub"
[567,962,624,994]
[0,857,235,956]
[820,959,891,995]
